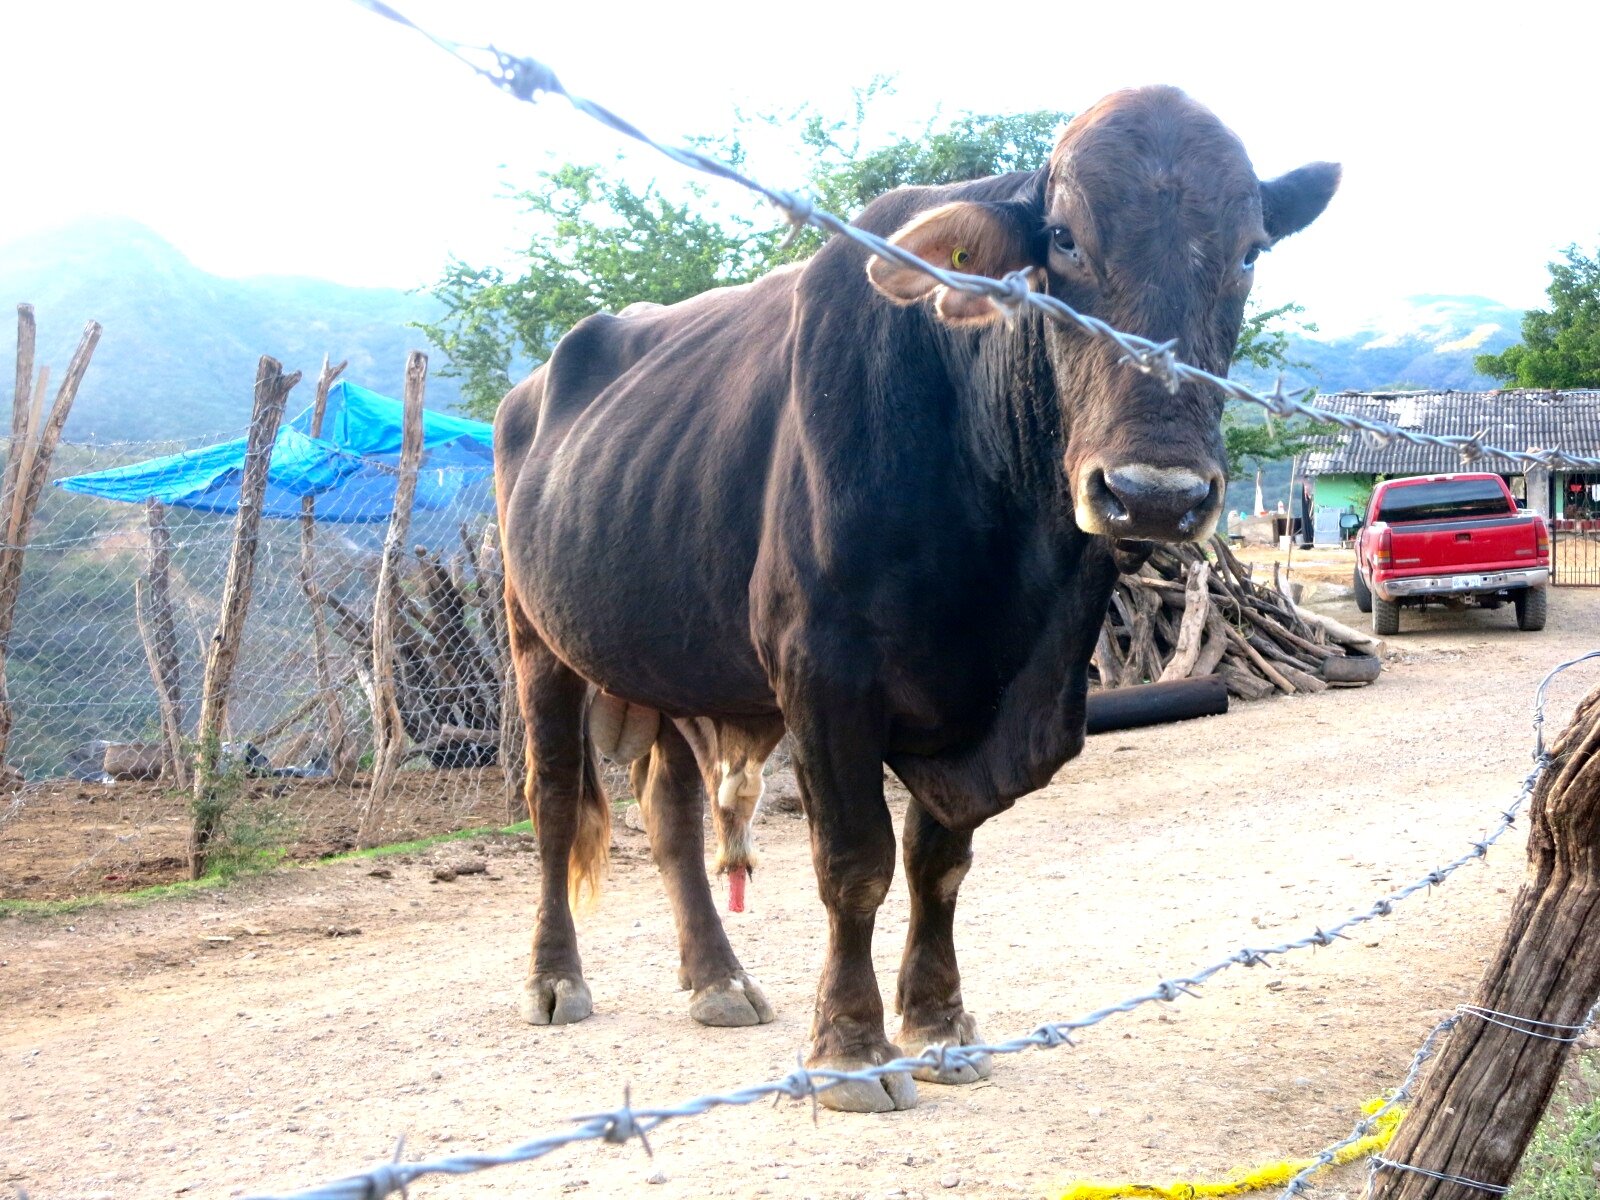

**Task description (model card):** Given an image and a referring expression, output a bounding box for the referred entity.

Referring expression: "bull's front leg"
[894,797,992,1084]
[782,657,917,1113]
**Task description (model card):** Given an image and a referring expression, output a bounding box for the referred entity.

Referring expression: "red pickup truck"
[1353,473,1550,635]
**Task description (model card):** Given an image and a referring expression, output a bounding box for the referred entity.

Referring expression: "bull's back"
[498,270,799,716]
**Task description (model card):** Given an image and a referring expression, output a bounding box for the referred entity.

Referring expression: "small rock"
[433,867,458,882]
[940,1176,959,1189]
[368,867,393,879]
[647,1171,667,1185]
[1293,1076,1313,1087]
[325,926,362,938]
[431,1070,443,1081]
[452,860,489,876]
[623,803,646,833]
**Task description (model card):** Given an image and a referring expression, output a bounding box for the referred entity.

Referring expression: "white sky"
[4,0,1595,336]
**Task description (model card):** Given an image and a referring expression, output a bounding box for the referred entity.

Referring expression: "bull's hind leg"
[640,720,774,1027]
[508,602,602,1026]
[894,797,992,1085]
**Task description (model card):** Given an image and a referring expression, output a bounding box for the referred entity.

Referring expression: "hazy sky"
[4,0,1594,336]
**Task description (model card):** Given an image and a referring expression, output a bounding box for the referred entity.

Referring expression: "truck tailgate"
[1388,515,1539,572]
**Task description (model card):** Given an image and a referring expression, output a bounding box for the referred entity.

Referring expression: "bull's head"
[865,86,1338,543]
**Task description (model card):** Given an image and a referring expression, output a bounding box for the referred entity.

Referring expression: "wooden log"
[190,356,297,878]
[298,355,357,785]
[480,524,526,821]
[1293,602,1387,658]
[0,317,100,772]
[139,501,187,786]
[362,351,427,845]
[1218,664,1276,701]
[1158,561,1211,682]
[1368,683,1600,1200]
[1190,611,1231,679]
[1084,675,1228,734]
[1223,621,1295,694]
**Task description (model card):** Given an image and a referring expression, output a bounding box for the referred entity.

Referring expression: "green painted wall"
[1312,473,1373,515]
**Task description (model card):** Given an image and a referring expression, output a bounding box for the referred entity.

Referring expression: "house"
[1293,390,1600,544]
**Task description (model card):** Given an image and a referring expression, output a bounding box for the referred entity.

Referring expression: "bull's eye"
[1050,225,1078,257]
[1242,245,1264,269]
[952,247,971,269]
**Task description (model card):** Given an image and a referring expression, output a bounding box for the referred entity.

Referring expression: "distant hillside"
[0,218,464,442]
[1239,294,1523,396]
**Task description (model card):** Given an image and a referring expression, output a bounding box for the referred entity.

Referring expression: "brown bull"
[494,85,1338,1112]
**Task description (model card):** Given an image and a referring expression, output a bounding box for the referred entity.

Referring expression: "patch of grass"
[1510,1053,1600,1199]
[0,820,536,919]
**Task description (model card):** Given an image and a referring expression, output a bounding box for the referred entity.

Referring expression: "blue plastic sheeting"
[56,381,496,523]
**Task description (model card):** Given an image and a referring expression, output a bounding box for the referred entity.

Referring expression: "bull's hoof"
[689,972,774,1027]
[520,973,593,1026]
[809,1044,919,1113]
[899,1012,993,1085]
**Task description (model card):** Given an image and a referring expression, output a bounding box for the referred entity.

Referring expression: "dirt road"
[4,582,1598,1200]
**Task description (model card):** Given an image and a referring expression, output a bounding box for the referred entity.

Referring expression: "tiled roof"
[1296,390,1600,475]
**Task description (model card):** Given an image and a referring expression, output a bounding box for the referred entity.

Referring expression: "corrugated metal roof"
[1295,390,1600,475]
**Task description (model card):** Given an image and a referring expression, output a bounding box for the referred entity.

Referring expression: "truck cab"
[1354,473,1550,635]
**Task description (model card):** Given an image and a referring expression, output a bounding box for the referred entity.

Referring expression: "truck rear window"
[1376,478,1512,522]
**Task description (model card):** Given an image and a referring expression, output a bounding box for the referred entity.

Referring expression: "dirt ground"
[4,573,1599,1200]
[0,769,517,901]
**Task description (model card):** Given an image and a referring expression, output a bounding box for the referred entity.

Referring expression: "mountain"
[1239,294,1524,396]
[0,218,464,443]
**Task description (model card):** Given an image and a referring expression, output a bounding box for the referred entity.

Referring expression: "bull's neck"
[943,311,1077,529]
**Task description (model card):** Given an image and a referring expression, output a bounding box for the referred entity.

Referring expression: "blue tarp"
[56,381,496,523]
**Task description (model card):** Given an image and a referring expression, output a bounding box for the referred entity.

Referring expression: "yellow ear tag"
[951,247,970,269]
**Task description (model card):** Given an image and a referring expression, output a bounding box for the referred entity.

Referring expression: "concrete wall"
[1312,473,1373,515]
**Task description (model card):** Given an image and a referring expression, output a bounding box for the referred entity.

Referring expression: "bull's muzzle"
[1077,463,1224,542]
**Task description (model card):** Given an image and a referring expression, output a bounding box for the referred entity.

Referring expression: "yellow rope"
[1057,1099,1403,1200]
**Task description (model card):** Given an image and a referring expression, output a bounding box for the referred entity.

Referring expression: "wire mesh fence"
[0,432,525,900]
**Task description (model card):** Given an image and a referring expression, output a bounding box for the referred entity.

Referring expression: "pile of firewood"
[1093,537,1381,701]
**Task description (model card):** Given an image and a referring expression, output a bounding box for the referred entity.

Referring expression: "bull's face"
[866,86,1339,543]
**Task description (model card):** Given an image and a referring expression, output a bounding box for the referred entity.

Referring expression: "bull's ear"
[867,201,1037,326]
[1261,162,1341,243]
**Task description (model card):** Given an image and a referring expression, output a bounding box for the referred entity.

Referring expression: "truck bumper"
[1377,567,1549,602]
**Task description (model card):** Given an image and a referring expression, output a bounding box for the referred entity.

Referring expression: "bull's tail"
[567,703,612,910]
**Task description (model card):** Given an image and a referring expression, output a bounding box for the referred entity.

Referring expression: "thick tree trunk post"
[190,357,297,878]
[0,312,100,773]
[298,355,357,785]
[139,500,187,787]
[362,351,426,845]
[1368,683,1600,1200]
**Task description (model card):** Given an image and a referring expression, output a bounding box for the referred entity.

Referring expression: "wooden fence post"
[481,524,526,822]
[135,499,187,787]
[190,356,298,878]
[298,355,358,785]
[361,350,426,845]
[1368,679,1600,1199]
[0,307,101,776]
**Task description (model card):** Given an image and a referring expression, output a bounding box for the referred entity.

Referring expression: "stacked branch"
[1093,536,1381,701]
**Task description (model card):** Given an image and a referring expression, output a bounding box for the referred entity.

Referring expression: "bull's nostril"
[1087,469,1131,525]
[1176,478,1223,535]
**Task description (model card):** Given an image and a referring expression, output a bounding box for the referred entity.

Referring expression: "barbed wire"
[351,0,1600,472]
[245,651,1599,1199]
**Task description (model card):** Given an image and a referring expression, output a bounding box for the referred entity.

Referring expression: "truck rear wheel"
[1373,596,1401,636]
[1514,586,1548,632]
[1353,565,1372,613]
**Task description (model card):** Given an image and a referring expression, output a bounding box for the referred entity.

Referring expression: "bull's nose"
[1080,464,1222,542]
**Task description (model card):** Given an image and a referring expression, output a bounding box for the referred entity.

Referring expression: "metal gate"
[1552,519,1600,586]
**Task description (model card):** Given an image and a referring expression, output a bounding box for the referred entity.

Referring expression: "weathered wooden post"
[480,523,526,822]
[0,306,101,778]
[135,499,187,786]
[1369,675,1600,1199]
[361,350,426,845]
[190,356,298,878]
[298,355,358,785]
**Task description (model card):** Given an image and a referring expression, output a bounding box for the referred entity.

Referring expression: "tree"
[418,164,777,418]
[1476,243,1600,388]
[1221,413,1331,480]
